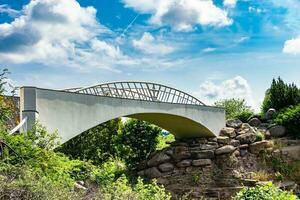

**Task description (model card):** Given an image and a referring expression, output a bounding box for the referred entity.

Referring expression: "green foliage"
[214,98,254,120]
[156,133,175,150]
[118,119,162,169]
[0,163,84,200]
[27,122,60,150]
[57,118,122,165]
[0,68,12,127]
[92,159,127,186]
[232,182,298,200]
[255,131,265,142]
[234,110,254,122]
[0,126,171,200]
[100,176,171,200]
[274,104,300,137]
[261,77,300,113]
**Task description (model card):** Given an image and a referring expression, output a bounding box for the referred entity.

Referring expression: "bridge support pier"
[20,87,38,133]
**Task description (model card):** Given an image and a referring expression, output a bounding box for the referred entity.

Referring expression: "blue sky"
[0,0,300,110]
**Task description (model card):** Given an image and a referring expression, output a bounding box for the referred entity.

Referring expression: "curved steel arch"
[66,81,205,105]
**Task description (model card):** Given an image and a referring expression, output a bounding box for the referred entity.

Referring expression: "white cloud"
[0,0,126,70]
[283,35,300,55]
[123,0,232,31]
[224,0,237,8]
[194,76,258,110]
[132,32,174,55]
[202,47,216,52]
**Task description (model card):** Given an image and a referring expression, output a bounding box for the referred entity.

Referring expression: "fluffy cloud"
[283,35,300,55]
[224,0,237,8]
[194,76,257,110]
[0,0,125,69]
[123,0,232,31]
[132,32,174,55]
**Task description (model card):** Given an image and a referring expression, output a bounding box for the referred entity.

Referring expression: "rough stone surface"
[220,127,236,138]
[215,145,236,155]
[230,139,240,147]
[267,125,286,138]
[144,167,162,178]
[173,146,191,161]
[147,152,171,167]
[226,119,243,128]
[248,118,261,127]
[136,123,300,200]
[192,159,212,166]
[195,150,215,159]
[176,159,192,168]
[158,163,174,172]
[249,140,273,154]
[236,133,256,144]
[217,136,230,144]
[265,108,276,120]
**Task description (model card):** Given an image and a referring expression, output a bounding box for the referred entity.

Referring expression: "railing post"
[20,87,38,133]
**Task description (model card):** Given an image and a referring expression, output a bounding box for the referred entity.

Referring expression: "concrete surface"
[20,87,225,143]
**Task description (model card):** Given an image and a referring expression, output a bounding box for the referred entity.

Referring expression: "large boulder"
[147,152,171,167]
[248,118,261,127]
[226,119,243,128]
[143,167,162,178]
[220,127,236,138]
[215,145,236,155]
[217,136,230,144]
[236,133,256,144]
[265,108,276,120]
[249,140,273,154]
[267,125,286,138]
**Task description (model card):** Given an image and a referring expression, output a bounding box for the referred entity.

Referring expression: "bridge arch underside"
[126,113,214,138]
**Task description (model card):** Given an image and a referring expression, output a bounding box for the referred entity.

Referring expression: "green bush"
[234,110,254,122]
[274,104,300,137]
[118,119,162,169]
[232,182,298,200]
[156,133,175,150]
[255,131,265,141]
[261,77,300,113]
[57,118,122,165]
[214,98,254,120]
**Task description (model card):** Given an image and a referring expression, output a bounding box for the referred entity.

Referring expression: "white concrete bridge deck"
[20,82,225,143]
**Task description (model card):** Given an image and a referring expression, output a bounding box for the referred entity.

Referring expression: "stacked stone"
[137,120,275,199]
[138,119,273,179]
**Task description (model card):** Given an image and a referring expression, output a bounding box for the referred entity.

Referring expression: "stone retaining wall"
[137,120,276,199]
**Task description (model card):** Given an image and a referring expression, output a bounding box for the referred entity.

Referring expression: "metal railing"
[66,81,205,105]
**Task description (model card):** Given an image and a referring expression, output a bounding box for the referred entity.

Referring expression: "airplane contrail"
[121,14,140,36]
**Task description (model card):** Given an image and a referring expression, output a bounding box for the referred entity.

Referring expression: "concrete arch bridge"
[20,81,225,143]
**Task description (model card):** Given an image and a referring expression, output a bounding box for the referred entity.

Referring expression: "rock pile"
[137,120,274,199]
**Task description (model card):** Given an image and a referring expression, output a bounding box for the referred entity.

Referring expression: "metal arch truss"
[65,81,205,106]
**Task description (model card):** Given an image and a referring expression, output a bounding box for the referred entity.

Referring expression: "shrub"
[214,98,254,120]
[261,77,300,113]
[118,119,162,169]
[232,182,298,200]
[255,131,265,141]
[234,110,254,122]
[274,104,300,137]
[156,133,175,150]
[57,118,122,165]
